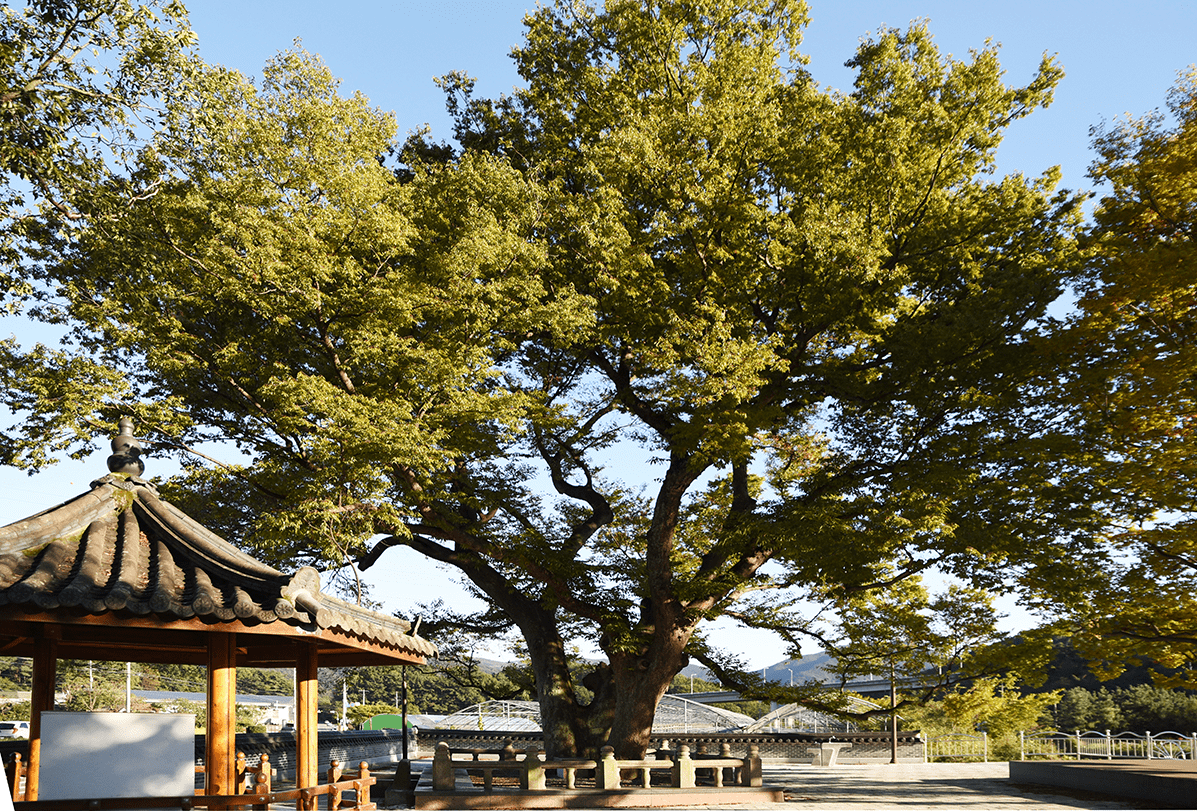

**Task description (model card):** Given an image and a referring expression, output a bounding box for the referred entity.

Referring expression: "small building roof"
[0,437,434,667]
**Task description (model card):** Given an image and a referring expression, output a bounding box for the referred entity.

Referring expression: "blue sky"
[2,0,1196,668]
[184,0,1197,200]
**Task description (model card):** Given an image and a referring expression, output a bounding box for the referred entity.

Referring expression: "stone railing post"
[741,745,762,787]
[432,743,455,791]
[719,743,735,786]
[596,747,619,790]
[672,745,695,789]
[520,746,545,790]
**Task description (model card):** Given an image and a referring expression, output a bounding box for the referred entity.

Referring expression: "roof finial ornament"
[107,417,145,477]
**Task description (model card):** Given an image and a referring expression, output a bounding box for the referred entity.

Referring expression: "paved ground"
[759,762,1161,810]
[401,760,1164,809]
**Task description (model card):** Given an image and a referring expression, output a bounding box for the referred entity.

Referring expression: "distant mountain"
[427,655,513,675]
[679,651,838,687]
[762,652,836,685]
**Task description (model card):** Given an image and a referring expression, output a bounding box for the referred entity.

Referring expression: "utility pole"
[889,659,898,764]
[401,666,409,761]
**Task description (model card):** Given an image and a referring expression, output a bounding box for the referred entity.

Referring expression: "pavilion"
[0,419,434,805]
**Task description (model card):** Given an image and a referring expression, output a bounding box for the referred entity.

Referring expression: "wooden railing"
[5,753,25,801]
[430,742,762,793]
[8,759,374,811]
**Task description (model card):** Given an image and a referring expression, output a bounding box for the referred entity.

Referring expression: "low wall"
[424,729,924,763]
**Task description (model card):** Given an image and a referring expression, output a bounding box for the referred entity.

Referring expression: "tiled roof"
[0,472,436,660]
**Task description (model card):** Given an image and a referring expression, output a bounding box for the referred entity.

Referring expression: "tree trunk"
[518,612,615,758]
[604,627,692,759]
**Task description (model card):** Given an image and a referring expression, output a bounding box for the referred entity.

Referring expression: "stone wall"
[423,729,925,763]
[0,728,923,778]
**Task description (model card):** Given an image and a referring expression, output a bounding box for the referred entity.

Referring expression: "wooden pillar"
[206,632,238,803]
[26,633,58,801]
[296,642,319,809]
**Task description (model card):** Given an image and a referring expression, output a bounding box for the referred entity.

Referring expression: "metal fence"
[925,732,987,762]
[1019,730,1197,761]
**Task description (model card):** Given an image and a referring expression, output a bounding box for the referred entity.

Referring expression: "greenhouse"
[745,696,886,732]
[434,694,755,733]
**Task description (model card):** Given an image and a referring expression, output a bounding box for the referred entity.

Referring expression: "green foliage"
[1041,69,1197,688]
[347,702,402,727]
[344,660,532,716]
[1055,685,1197,733]
[806,578,1041,719]
[0,0,198,468]
[155,698,264,732]
[0,657,29,690]
[237,668,294,696]
[905,677,1059,761]
[57,660,133,713]
[0,701,29,722]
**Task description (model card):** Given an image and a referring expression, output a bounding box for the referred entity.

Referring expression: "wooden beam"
[295,642,318,810]
[0,610,426,666]
[26,633,57,801]
[205,632,237,806]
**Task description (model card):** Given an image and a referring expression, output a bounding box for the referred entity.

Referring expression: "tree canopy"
[1044,69,1197,687]
[0,0,197,468]
[8,0,1100,758]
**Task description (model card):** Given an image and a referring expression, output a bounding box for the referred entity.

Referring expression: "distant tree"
[806,579,1033,717]
[0,657,30,690]
[1055,687,1123,732]
[347,702,402,727]
[1114,684,1197,732]
[1053,688,1095,731]
[346,666,472,716]
[58,660,128,712]
[1056,685,1197,733]
[943,676,1059,758]
[237,668,294,696]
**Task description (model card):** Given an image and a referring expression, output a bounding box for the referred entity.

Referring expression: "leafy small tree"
[346,702,403,727]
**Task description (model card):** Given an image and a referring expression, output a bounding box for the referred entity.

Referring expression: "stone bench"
[431,742,763,792]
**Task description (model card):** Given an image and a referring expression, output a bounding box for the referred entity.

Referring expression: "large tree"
[15,0,1096,758]
[0,0,196,468]
[1045,69,1197,687]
